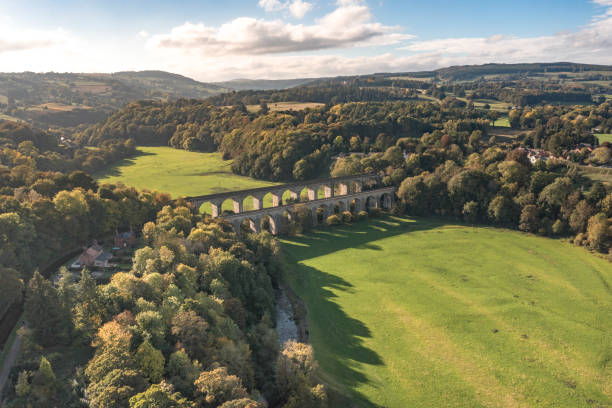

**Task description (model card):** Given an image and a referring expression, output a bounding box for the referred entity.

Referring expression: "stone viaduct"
[183,174,395,235]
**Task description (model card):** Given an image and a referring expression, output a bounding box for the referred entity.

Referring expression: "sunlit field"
[282,216,612,407]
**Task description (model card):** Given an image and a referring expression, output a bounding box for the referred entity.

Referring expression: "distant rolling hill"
[0,70,230,128]
[212,77,318,90]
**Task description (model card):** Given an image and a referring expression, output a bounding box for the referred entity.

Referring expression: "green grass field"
[282,217,612,407]
[596,134,612,144]
[94,146,280,212]
[493,116,511,127]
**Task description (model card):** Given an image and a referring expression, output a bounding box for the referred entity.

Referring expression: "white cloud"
[400,5,612,65]
[258,0,313,18]
[288,0,313,19]
[138,30,149,38]
[592,0,612,6]
[148,1,409,56]
[0,25,71,53]
[258,0,284,12]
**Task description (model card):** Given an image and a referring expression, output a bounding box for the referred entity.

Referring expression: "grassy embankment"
[282,216,612,408]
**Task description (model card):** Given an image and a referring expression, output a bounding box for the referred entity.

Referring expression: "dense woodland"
[4,205,326,407]
[77,99,612,180]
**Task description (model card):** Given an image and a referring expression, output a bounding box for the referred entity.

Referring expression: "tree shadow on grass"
[93,149,155,179]
[283,215,446,263]
[282,215,449,407]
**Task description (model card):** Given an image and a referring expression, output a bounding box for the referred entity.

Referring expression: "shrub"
[574,233,585,246]
[326,215,341,226]
[357,211,369,221]
[341,211,353,223]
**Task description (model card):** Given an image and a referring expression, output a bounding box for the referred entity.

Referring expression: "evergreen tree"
[24,271,70,346]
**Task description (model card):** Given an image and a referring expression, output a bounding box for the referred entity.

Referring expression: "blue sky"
[1,0,611,81]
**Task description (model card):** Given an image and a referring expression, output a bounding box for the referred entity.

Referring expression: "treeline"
[78,99,490,181]
[506,103,612,152]
[333,141,612,255]
[0,120,136,182]
[436,80,597,107]
[206,83,420,106]
[4,204,326,407]
[76,100,250,152]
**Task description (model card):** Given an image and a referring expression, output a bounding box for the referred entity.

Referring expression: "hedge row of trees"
[333,142,612,255]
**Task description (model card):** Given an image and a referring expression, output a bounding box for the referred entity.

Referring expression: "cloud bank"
[147,1,409,56]
[1,1,612,81]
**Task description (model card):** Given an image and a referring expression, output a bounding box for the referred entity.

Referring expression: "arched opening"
[279,210,294,234]
[199,201,212,215]
[282,189,299,205]
[333,200,346,214]
[260,214,278,234]
[262,192,281,209]
[219,198,238,215]
[299,186,315,202]
[337,182,349,195]
[351,181,363,193]
[317,185,333,199]
[380,193,393,210]
[239,218,258,235]
[242,195,261,211]
[365,196,378,210]
[316,204,330,223]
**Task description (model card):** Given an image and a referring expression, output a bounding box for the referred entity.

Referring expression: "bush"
[391,203,405,215]
[341,211,353,223]
[574,233,585,246]
[326,215,341,226]
[357,211,369,221]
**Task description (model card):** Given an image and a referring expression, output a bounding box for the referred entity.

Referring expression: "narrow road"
[0,325,22,404]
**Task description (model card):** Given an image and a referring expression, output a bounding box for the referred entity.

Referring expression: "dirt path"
[0,325,22,404]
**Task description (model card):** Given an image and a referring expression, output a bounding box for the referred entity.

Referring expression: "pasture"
[246,101,325,113]
[282,216,612,407]
[596,134,612,144]
[493,116,511,127]
[94,146,279,212]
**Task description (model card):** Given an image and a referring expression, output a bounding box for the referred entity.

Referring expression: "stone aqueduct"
[183,174,395,235]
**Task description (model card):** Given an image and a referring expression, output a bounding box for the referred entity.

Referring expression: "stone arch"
[260,214,278,235]
[351,180,363,193]
[365,195,378,210]
[239,217,259,235]
[298,186,315,201]
[380,192,393,210]
[262,191,281,208]
[242,195,260,211]
[315,204,330,224]
[199,201,212,215]
[279,209,294,234]
[333,200,346,214]
[220,197,239,215]
[317,184,334,199]
[282,189,300,205]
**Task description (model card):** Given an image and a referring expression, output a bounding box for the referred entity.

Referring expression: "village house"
[114,229,136,249]
[73,240,112,269]
[527,149,553,165]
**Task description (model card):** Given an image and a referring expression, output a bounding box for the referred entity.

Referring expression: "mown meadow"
[94,146,280,212]
[282,216,612,407]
